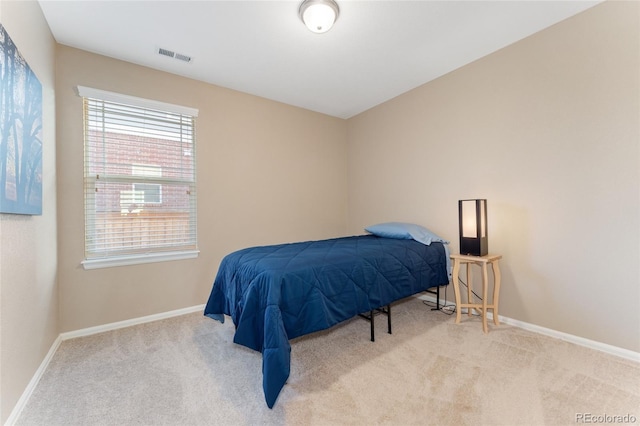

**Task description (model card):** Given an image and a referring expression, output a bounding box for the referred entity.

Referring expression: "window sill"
[81,250,199,270]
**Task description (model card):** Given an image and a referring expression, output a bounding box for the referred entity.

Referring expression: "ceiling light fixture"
[299,0,340,34]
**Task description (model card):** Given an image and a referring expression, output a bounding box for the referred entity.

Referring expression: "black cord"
[455,277,484,317]
[457,276,483,301]
[422,285,455,315]
[422,277,484,317]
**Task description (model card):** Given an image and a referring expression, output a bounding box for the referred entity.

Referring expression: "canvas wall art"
[0,23,43,215]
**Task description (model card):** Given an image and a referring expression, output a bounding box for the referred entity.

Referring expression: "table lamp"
[459,199,488,256]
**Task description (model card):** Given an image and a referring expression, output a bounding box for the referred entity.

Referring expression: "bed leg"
[370,309,375,342]
[424,286,441,311]
[361,306,392,342]
[387,304,392,334]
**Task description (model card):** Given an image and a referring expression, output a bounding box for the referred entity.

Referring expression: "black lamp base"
[460,237,488,257]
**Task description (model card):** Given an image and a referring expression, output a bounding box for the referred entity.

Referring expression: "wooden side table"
[450,253,502,333]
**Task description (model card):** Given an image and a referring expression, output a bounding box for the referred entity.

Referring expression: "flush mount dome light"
[299,0,340,34]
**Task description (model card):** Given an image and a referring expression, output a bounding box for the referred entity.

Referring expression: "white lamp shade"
[300,0,339,34]
[461,201,478,238]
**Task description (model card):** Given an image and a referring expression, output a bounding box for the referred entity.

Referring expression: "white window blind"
[79,87,198,268]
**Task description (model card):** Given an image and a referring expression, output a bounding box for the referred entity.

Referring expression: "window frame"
[78,86,199,270]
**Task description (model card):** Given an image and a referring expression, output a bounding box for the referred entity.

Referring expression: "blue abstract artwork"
[0,23,43,215]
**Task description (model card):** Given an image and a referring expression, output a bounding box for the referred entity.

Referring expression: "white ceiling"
[38,0,601,119]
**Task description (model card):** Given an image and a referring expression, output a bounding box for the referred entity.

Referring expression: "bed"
[204,223,450,408]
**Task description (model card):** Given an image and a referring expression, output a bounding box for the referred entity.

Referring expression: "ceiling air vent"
[158,47,175,58]
[174,53,192,63]
[157,47,192,63]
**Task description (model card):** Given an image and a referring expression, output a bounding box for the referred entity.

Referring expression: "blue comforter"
[204,235,448,408]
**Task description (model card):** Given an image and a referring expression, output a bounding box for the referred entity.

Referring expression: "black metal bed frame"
[359,285,442,342]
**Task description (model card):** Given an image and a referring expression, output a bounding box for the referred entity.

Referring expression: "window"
[132,164,162,205]
[79,86,198,269]
[132,183,162,204]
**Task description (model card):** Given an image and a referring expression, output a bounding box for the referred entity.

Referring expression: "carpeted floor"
[16,296,640,426]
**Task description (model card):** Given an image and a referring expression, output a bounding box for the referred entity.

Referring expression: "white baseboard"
[417,292,640,363]
[5,304,205,426]
[4,335,62,426]
[59,304,205,340]
[493,314,640,362]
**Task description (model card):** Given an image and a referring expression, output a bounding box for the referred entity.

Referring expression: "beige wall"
[347,1,640,352]
[55,46,348,332]
[0,0,58,423]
